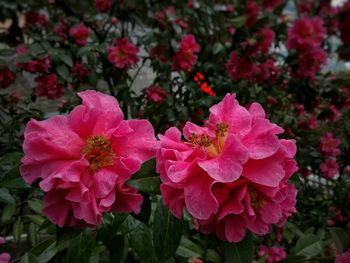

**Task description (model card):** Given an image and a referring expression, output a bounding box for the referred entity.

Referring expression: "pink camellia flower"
[71,63,89,81]
[258,245,287,263]
[145,85,168,103]
[20,90,158,227]
[0,237,10,263]
[286,17,325,50]
[319,158,339,179]
[243,28,275,56]
[320,132,340,157]
[172,34,200,72]
[157,94,298,242]
[107,38,140,69]
[336,251,350,263]
[295,47,327,80]
[0,67,16,89]
[70,23,89,46]
[35,74,64,100]
[94,0,113,12]
[226,52,260,82]
[263,0,284,11]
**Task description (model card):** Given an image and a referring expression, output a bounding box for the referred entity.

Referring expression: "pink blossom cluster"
[14,45,65,100]
[258,245,287,263]
[319,132,340,179]
[226,27,280,85]
[145,85,168,104]
[107,38,140,69]
[286,17,327,80]
[172,34,200,72]
[157,94,298,242]
[20,90,158,227]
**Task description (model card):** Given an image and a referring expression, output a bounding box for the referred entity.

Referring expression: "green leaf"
[231,16,246,28]
[26,215,45,226]
[219,232,254,263]
[56,64,69,80]
[1,204,16,223]
[127,177,161,194]
[130,221,158,263]
[0,188,15,204]
[153,201,183,262]
[60,54,73,67]
[294,234,323,257]
[176,237,204,259]
[62,230,96,263]
[20,253,39,263]
[329,227,350,253]
[13,217,24,243]
[16,53,32,63]
[28,199,43,214]
[212,42,224,55]
[281,255,307,263]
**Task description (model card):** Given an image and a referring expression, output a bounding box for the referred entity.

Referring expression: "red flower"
[70,23,89,46]
[71,63,89,81]
[320,132,340,157]
[107,38,140,69]
[35,74,64,100]
[257,59,280,85]
[0,67,16,89]
[94,0,113,12]
[172,34,200,72]
[258,245,287,263]
[286,17,325,50]
[145,85,168,103]
[245,1,260,26]
[225,52,260,81]
[295,47,327,80]
[263,0,283,11]
[150,44,168,63]
[15,46,51,74]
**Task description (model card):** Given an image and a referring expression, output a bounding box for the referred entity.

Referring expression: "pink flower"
[286,17,325,50]
[35,74,64,100]
[0,67,16,89]
[20,90,158,227]
[226,4,235,13]
[0,237,10,263]
[145,85,168,103]
[320,132,340,157]
[320,159,339,179]
[157,94,298,242]
[94,0,113,12]
[71,63,89,81]
[107,38,140,69]
[258,245,287,263]
[245,1,260,26]
[336,251,350,263]
[70,23,89,46]
[263,0,283,11]
[172,35,200,72]
[226,52,260,81]
[295,47,327,80]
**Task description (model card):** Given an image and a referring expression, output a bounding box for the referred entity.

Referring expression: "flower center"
[83,135,114,172]
[189,122,229,158]
[250,188,265,209]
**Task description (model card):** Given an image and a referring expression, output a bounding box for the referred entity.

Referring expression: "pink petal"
[184,173,218,220]
[93,168,117,198]
[198,134,249,182]
[160,184,185,219]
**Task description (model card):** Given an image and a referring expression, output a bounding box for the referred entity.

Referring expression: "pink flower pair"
[157,94,298,242]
